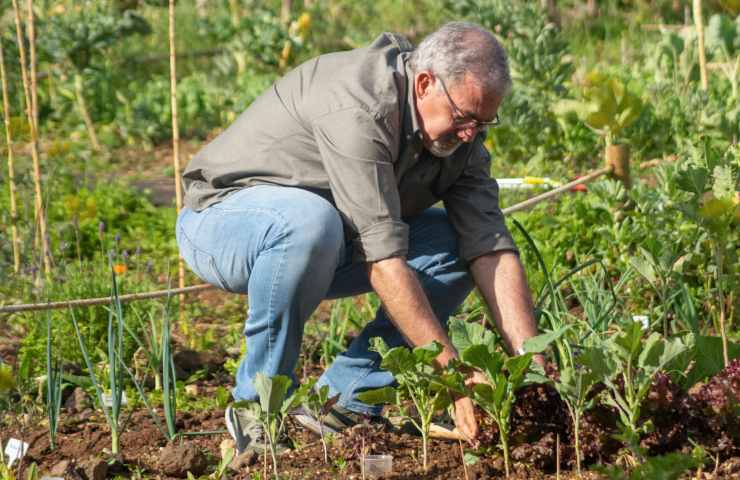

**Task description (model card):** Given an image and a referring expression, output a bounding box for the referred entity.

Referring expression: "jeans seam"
[264,228,290,374]
[178,224,230,290]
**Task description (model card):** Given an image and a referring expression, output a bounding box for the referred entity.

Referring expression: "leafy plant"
[554,70,643,146]
[459,346,532,478]
[593,321,687,463]
[597,448,706,480]
[675,147,739,367]
[235,374,310,478]
[69,262,128,454]
[357,338,456,472]
[302,384,338,464]
[45,314,63,450]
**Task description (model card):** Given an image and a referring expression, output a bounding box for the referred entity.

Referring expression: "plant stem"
[73,72,101,151]
[713,243,729,367]
[0,38,21,273]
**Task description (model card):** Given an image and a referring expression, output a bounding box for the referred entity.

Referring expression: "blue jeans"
[176,185,474,415]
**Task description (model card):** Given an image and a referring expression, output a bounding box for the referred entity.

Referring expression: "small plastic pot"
[362,454,393,478]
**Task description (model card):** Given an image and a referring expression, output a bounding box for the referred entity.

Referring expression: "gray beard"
[426,134,463,157]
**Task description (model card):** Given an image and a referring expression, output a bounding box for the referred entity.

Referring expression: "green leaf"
[522,326,571,353]
[379,346,415,375]
[413,341,443,366]
[706,14,737,56]
[448,318,497,353]
[253,373,291,414]
[461,345,501,378]
[578,346,616,380]
[356,386,397,405]
[675,165,709,195]
[505,353,533,384]
[711,164,735,200]
[684,336,740,387]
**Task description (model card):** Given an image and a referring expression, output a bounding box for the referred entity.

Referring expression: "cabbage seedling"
[460,346,532,478]
[358,338,456,472]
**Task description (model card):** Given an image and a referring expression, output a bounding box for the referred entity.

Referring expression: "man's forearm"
[366,256,457,366]
[470,251,544,364]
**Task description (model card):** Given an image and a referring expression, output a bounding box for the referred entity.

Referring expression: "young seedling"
[303,384,339,464]
[240,373,311,479]
[459,346,532,478]
[525,330,608,476]
[595,321,686,464]
[45,313,64,450]
[357,338,457,472]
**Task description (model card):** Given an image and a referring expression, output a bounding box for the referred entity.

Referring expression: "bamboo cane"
[26,0,38,133]
[169,0,187,320]
[693,0,709,91]
[0,39,22,273]
[12,0,51,276]
[74,72,101,151]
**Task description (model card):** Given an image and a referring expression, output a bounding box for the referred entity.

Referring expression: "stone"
[64,387,89,413]
[78,457,107,480]
[157,442,208,478]
[47,459,71,477]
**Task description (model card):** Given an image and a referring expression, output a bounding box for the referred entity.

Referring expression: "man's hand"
[453,395,479,446]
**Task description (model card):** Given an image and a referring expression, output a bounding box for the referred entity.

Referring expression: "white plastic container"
[362,454,393,478]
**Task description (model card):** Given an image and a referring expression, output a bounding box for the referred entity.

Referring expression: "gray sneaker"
[292,404,391,436]
[225,404,292,455]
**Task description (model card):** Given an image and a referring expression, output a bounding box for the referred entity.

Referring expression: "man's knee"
[284,190,344,263]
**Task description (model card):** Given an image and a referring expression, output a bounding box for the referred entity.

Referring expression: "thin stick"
[26,0,37,133]
[693,0,708,90]
[74,72,101,151]
[0,284,214,314]
[168,0,187,322]
[502,166,611,215]
[459,439,470,480]
[0,39,22,273]
[12,0,51,276]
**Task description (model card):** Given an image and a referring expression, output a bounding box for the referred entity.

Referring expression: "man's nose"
[457,126,477,143]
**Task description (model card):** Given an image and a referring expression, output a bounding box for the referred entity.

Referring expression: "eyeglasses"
[437,76,500,131]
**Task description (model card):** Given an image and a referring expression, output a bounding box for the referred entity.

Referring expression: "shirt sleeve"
[313,107,408,263]
[442,141,518,262]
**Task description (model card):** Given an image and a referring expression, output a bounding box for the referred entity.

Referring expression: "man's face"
[414,71,502,157]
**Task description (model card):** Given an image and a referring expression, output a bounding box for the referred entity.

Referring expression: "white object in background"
[41,477,65,480]
[102,391,128,408]
[362,454,393,478]
[4,438,28,468]
[497,177,558,190]
[633,315,650,330]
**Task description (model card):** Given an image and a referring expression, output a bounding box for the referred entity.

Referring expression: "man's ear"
[415,72,434,100]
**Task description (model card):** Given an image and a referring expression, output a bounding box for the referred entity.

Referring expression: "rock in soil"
[157,442,208,478]
[78,457,107,480]
[47,459,74,477]
[64,387,90,413]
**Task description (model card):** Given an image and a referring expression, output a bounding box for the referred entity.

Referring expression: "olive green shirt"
[183,32,517,263]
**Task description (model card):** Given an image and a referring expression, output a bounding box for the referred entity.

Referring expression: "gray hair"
[409,21,511,96]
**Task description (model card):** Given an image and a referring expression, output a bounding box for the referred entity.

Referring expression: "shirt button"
[406,134,412,140]
[414,153,419,159]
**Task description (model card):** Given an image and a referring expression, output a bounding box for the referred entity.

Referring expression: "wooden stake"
[26,0,38,133]
[74,72,101,151]
[12,0,51,277]
[693,0,709,90]
[0,39,22,273]
[169,0,187,319]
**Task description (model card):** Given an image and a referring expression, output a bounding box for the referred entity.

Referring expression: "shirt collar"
[402,53,421,142]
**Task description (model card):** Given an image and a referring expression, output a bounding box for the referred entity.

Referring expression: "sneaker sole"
[291,406,341,436]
